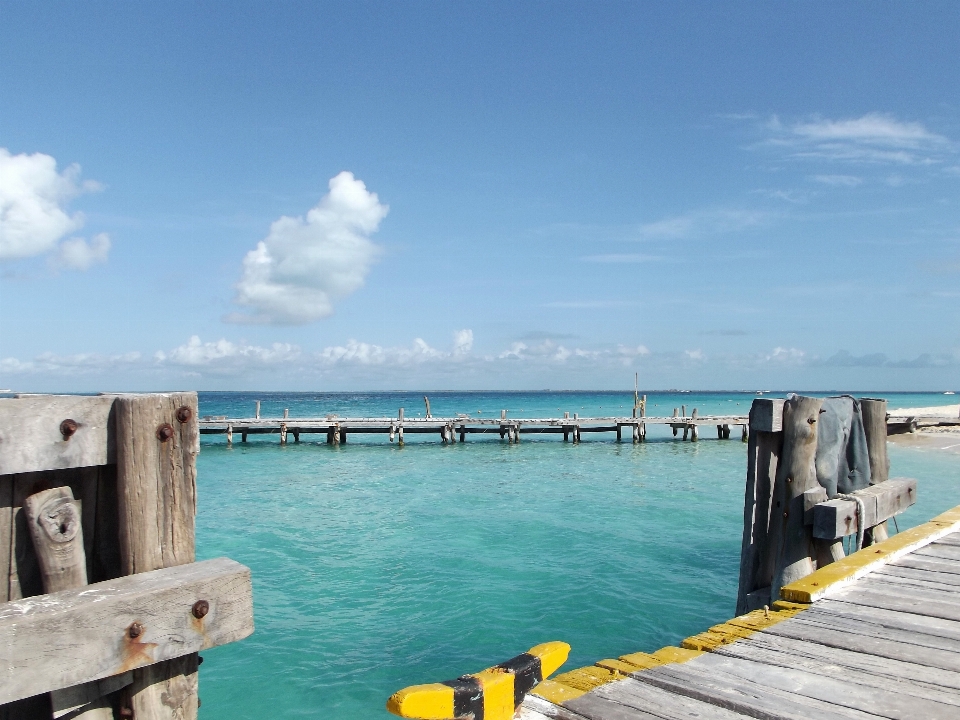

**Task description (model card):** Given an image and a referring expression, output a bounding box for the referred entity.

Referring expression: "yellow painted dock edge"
[533,504,960,712]
[781,504,960,603]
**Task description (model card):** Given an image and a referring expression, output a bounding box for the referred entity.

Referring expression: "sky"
[1,1,958,392]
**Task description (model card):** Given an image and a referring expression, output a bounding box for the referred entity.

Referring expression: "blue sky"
[1,2,958,391]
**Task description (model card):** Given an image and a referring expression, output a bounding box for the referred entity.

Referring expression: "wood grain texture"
[812,479,916,540]
[114,392,201,720]
[521,695,591,720]
[0,395,116,475]
[771,395,823,600]
[635,660,879,720]
[726,631,960,694]
[0,557,253,704]
[894,553,960,576]
[690,650,956,719]
[0,474,11,603]
[813,598,960,643]
[23,486,87,593]
[569,677,754,720]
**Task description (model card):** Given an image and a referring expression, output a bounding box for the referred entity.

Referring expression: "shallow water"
[194,392,960,719]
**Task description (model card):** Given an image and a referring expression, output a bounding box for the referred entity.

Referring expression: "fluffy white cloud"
[0,149,107,267]
[1,351,140,376]
[453,329,473,355]
[319,338,443,366]
[157,335,301,366]
[229,171,388,324]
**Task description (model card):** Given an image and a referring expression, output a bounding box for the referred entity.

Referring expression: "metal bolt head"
[60,419,78,439]
[176,406,193,424]
[156,423,175,442]
[192,600,209,619]
[128,622,144,639]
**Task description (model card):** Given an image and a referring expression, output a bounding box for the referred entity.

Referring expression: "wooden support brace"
[811,478,917,540]
[0,558,254,706]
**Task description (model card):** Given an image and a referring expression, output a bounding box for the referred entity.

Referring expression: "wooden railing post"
[770,395,823,601]
[115,393,200,720]
[861,398,890,545]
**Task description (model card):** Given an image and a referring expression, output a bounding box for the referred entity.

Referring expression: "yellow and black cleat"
[386,641,570,720]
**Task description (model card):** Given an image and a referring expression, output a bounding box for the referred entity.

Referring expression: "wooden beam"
[812,479,917,540]
[0,395,116,475]
[748,398,785,433]
[0,557,253,705]
[114,392,200,720]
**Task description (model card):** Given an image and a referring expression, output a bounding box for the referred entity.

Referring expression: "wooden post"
[24,486,114,720]
[390,423,396,442]
[424,396,431,418]
[736,398,784,614]
[280,422,287,445]
[616,424,622,442]
[114,392,200,720]
[672,408,678,436]
[501,409,506,420]
[283,408,289,419]
[255,400,260,419]
[681,404,686,418]
[226,423,233,446]
[398,408,404,446]
[690,424,698,442]
[459,425,465,443]
[241,429,248,443]
[770,395,823,602]
[682,425,689,441]
[861,398,890,544]
[514,423,520,444]
[293,431,300,443]
[742,424,749,442]
[339,428,347,444]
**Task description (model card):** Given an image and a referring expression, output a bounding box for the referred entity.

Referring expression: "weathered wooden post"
[770,395,823,603]
[861,398,890,544]
[398,408,404,446]
[226,423,233,446]
[24,486,115,720]
[736,398,784,614]
[280,422,287,445]
[255,400,260,419]
[114,393,201,720]
[424,396,431,418]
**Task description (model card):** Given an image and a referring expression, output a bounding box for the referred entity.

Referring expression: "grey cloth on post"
[815,395,872,498]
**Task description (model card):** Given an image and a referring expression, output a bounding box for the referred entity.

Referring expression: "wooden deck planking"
[524,528,960,720]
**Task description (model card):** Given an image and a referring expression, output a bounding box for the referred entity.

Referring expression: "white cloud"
[765,347,805,363]
[55,233,111,270]
[1,351,140,376]
[636,209,767,242]
[685,349,705,361]
[228,171,388,325]
[0,148,106,267]
[319,338,443,366]
[157,335,301,367]
[812,174,862,187]
[761,113,953,166]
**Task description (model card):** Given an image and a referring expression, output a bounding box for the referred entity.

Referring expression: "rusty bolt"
[129,622,144,639]
[156,423,175,442]
[192,600,209,619]
[60,419,78,439]
[119,708,133,719]
[176,406,193,424]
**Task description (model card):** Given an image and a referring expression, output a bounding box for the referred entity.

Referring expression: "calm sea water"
[194,391,960,719]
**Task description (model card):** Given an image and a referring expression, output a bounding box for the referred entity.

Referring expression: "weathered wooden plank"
[893,553,960,576]
[797,603,960,650]
[815,598,960,643]
[0,557,253,704]
[854,573,960,606]
[771,395,823,600]
[731,630,960,694]
[0,395,116,475]
[930,533,960,547]
[874,564,960,589]
[765,615,960,672]
[688,650,957,719]
[114,392,200,720]
[736,423,782,614]
[568,677,755,720]
[915,544,960,562]
[717,634,960,709]
[522,695,591,720]
[749,398,784,433]
[0,474,11,603]
[635,660,880,720]
[812,478,916,540]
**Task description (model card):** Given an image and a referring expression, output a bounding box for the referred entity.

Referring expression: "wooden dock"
[519,505,960,720]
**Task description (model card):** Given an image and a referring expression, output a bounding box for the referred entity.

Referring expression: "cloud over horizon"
[228,171,388,325]
[0,148,109,269]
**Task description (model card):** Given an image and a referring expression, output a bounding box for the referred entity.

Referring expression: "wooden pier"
[200,407,751,445]
[520,505,960,720]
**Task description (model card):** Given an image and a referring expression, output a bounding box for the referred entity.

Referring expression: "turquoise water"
[194,392,960,719]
